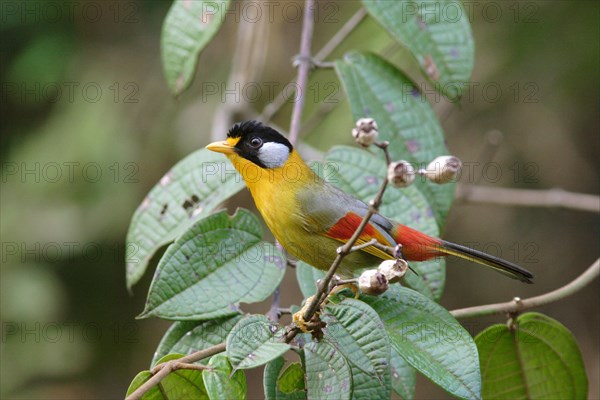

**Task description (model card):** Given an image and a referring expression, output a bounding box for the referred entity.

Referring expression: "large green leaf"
[226,315,291,370]
[336,51,455,226]
[305,341,352,400]
[126,148,244,290]
[363,286,481,399]
[320,146,445,300]
[152,315,241,366]
[476,312,588,399]
[139,209,285,320]
[362,0,474,99]
[161,0,231,95]
[264,357,307,400]
[202,354,247,400]
[323,299,391,399]
[390,349,416,400]
[126,354,208,399]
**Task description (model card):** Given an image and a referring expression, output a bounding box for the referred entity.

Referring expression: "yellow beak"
[206,141,235,154]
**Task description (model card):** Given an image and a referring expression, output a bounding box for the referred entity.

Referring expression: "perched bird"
[206,121,534,284]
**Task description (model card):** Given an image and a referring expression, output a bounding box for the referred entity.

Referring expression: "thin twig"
[313,8,368,61]
[349,238,378,252]
[451,258,599,319]
[456,185,599,213]
[288,0,315,145]
[126,343,226,400]
[261,8,367,122]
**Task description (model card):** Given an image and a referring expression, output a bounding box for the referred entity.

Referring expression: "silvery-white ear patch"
[257,142,291,168]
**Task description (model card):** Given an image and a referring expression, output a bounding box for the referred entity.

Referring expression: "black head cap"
[227,121,293,168]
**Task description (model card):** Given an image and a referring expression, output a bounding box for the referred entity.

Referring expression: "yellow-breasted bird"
[206,121,534,283]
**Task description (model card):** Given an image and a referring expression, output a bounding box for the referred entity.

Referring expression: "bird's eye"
[249,137,263,148]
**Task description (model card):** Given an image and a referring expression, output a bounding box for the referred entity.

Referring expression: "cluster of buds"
[351,118,461,186]
[352,118,379,147]
[386,155,462,188]
[358,258,410,295]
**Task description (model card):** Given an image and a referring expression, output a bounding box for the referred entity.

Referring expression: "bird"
[206,120,534,284]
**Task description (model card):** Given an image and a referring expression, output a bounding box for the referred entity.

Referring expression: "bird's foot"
[293,295,320,333]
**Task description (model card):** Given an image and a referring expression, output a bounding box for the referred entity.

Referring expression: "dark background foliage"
[1,1,598,398]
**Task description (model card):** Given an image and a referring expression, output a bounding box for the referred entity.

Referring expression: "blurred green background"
[1,1,598,398]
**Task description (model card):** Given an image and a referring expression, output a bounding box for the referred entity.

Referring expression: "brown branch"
[456,185,599,213]
[125,342,226,400]
[451,258,599,319]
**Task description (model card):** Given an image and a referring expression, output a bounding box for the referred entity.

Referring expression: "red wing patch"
[326,212,394,248]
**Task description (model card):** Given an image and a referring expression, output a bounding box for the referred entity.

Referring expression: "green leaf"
[139,209,285,320]
[226,315,291,370]
[278,363,306,395]
[363,286,481,399]
[202,354,247,400]
[390,349,416,400]
[264,357,307,400]
[264,357,284,400]
[152,315,242,366]
[161,0,231,95]
[476,312,588,399]
[305,341,352,400]
[362,0,474,99]
[320,146,445,300]
[126,148,244,290]
[323,299,391,399]
[296,261,325,298]
[126,353,208,399]
[335,51,455,227]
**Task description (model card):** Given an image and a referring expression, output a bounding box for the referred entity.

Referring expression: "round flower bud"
[377,259,409,284]
[352,118,379,147]
[387,160,415,188]
[358,270,389,295]
[424,155,462,184]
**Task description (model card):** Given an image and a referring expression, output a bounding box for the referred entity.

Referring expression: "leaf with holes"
[305,341,352,400]
[202,354,247,400]
[363,285,481,399]
[319,146,445,300]
[336,51,455,227]
[226,315,290,370]
[152,315,242,366]
[363,0,474,99]
[162,0,231,95]
[126,353,208,399]
[323,299,391,399]
[476,312,587,399]
[126,148,244,290]
[139,209,285,320]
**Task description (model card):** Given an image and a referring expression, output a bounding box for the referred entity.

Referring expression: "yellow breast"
[227,150,313,243]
